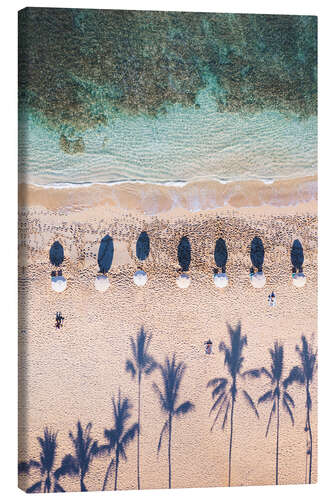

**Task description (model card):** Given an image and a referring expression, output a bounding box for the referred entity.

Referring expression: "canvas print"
[18,8,317,492]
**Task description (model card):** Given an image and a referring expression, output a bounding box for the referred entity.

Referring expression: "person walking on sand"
[55,313,61,329]
[55,312,64,329]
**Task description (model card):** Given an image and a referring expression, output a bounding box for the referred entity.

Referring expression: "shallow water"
[19,86,317,188]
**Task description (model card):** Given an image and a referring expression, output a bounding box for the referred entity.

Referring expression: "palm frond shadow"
[207,322,259,487]
[18,428,65,493]
[56,421,99,492]
[257,342,295,485]
[125,327,157,489]
[284,335,317,484]
[153,354,194,488]
[18,328,316,491]
[99,390,138,491]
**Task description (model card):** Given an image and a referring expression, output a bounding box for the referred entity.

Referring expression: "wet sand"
[18,175,317,215]
[18,191,317,491]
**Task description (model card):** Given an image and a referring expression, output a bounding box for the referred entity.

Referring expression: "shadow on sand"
[250,237,265,272]
[177,236,191,272]
[49,241,64,267]
[214,238,228,273]
[98,235,114,274]
[291,239,304,273]
[136,231,150,261]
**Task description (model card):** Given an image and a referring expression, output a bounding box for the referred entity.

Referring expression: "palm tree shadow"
[49,241,64,267]
[214,238,228,273]
[153,354,194,489]
[99,391,138,491]
[18,428,65,493]
[207,322,259,487]
[250,237,264,273]
[57,421,99,492]
[257,342,295,485]
[291,239,304,273]
[177,236,191,272]
[284,335,317,484]
[125,327,157,490]
[136,231,150,261]
[98,235,114,274]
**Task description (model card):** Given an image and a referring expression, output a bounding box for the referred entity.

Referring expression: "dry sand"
[18,189,317,491]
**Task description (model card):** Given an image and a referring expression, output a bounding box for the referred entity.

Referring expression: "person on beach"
[204,339,213,354]
[55,312,64,328]
[55,313,60,329]
[268,292,276,307]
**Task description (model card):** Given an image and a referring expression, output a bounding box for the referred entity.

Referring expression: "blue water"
[18,85,317,187]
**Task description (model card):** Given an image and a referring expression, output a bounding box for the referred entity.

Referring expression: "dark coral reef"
[19,8,317,137]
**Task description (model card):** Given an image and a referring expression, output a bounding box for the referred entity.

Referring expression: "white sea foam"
[261,178,275,185]
[27,177,280,190]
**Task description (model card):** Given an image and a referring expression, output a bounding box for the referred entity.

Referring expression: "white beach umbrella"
[213,272,228,288]
[51,275,67,293]
[94,274,110,292]
[292,273,307,288]
[134,270,148,287]
[176,273,191,289]
[250,271,266,289]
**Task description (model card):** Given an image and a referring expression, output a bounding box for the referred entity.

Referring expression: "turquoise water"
[19,86,317,187]
[18,9,317,196]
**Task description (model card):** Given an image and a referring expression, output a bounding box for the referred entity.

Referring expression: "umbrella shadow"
[214,238,228,273]
[291,239,304,273]
[250,237,264,273]
[136,231,150,261]
[98,235,114,274]
[178,236,191,272]
[49,241,64,267]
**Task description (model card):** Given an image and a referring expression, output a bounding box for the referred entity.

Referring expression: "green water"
[18,9,317,187]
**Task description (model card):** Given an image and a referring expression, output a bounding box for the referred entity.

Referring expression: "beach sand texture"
[18,199,317,491]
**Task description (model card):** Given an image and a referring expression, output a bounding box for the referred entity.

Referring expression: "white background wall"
[1,0,331,498]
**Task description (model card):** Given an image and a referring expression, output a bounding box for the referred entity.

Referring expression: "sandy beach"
[18,187,317,491]
[18,175,317,214]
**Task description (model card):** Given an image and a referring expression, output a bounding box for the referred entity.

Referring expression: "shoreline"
[18,175,317,215]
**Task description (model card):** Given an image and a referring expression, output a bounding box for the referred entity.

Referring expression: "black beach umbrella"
[291,239,304,273]
[133,232,150,286]
[49,241,64,267]
[250,237,265,272]
[136,231,150,261]
[98,235,114,274]
[214,238,228,272]
[177,236,191,272]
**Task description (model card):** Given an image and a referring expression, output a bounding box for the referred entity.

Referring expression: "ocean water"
[18,10,317,210]
[19,86,317,187]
